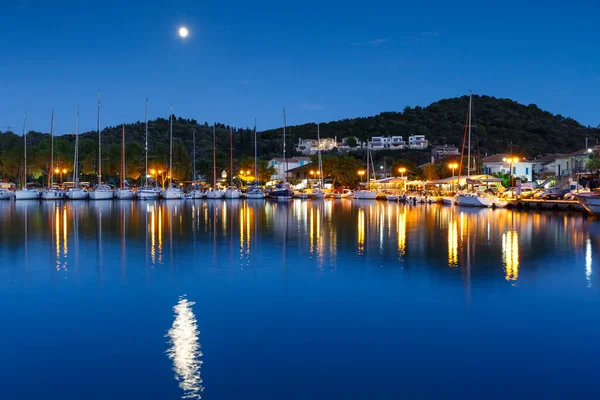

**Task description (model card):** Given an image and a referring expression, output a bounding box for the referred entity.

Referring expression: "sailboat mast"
[97,92,102,184]
[121,122,125,189]
[145,98,149,187]
[467,91,472,178]
[169,104,173,189]
[73,105,79,183]
[192,129,196,186]
[213,124,217,188]
[254,120,258,183]
[317,123,323,188]
[49,110,54,187]
[23,112,27,188]
[230,127,233,186]
[283,108,287,182]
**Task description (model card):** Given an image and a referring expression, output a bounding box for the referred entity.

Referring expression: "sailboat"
[455,92,503,208]
[205,124,224,199]
[89,93,114,200]
[137,98,162,200]
[224,127,242,199]
[15,112,41,200]
[246,119,266,199]
[115,122,136,199]
[354,143,377,199]
[66,105,89,200]
[313,123,325,199]
[185,128,204,199]
[41,110,66,200]
[161,105,183,199]
[269,108,294,200]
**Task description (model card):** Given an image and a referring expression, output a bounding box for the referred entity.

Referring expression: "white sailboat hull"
[0,190,15,200]
[354,190,377,200]
[185,190,204,199]
[89,190,114,200]
[66,189,89,200]
[161,189,183,199]
[205,189,224,199]
[137,188,161,200]
[224,188,242,199]
[15,189,40,200]
[455,193,502,208]
[246,190,265,199]
[115,189,136,200]
[41,189,65,200]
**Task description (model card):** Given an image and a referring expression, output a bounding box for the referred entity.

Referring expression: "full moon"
[178,26,189,38]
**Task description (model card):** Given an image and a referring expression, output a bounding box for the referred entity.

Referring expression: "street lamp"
[358,170,365,183]
[502,157,520,188]
[448,163,458,192]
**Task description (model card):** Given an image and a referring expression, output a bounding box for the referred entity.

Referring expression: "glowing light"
[357,208,365,255]
[178,26,189,38]
[397,208,406,257]
[166,296,204,399]
[586,239,592,288]
[448,218,458,267]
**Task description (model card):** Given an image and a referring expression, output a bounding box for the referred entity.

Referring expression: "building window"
[513,167,516,174]
[526,167,529,175]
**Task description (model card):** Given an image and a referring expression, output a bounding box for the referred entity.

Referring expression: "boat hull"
[574,193,600,216]
[66,190,89,200]
[15,190,40,200]
[354,191,377,200]
[185,190,204,199]
[41,190,65,200]
[137,189,161,200]
[205,190,224,199]
[161,189,183,200]
[115,189,136,200]
[89,191,114,200]
[245,190,265,199]
[224,188,242,199]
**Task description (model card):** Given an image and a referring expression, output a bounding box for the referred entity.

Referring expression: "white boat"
[137,99,162,200]
[89,184,114,200]
[41,186,65,200]
[246,187,265,199]
[386,194,400,202]
[455,192,505,208]
[224,187,242,199]
[574,192,600,216]
[115,188,136,200]
[185,187,204,200]
[66,106,89,200]
[205,188,224,199]
[442,196,455,205]
[161,105,183,200]
[15,113,39,200]
[90,93,113,201]
[185,129,203,200]
[67,186,89,200]
[162,186,184,200]
[0,184,16,200]
[331,189,354,199]
[354,190,378,200]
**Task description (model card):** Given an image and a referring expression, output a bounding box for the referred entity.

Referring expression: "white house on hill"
[268,157,312,181]
[482,154,534,182]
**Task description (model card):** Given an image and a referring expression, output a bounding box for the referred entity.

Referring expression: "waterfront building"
[555,148,595,177]
[482,154,535,182]
[268,157,312,181]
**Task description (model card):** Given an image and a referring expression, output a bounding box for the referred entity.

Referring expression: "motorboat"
[574,192,600,217]
[162,186,184,200]
[245,187,266,199]
[269,182,294,200]
[205,188,224,199]
[386,193,400,202]
[0,183,16,200]
[41,186,66,200]
[354,190,377,200]
[137,186,161,200]
[224,187,242,199]
[66,186,89,200]
[455,192,506,208]
[89,184,114,200]
[330,189,354,199]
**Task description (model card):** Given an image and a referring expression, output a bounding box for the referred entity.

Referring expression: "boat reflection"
[166,296,204,399]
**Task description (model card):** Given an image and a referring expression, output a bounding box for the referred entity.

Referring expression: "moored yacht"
[41,185,66,200]
[15,112,40,200]
[66,106,88,200]
[115,123,136,200]
[224,187,242,199]
[89,184,114,200]
[574,192,600,217]
[66,186,89,200]
[0,183,16,200]
[244,120,266,199]
[161,105,183,200]
[205,188,224,199]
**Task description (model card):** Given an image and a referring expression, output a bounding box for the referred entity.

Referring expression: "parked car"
[541,189,570,200]
[501,187,535,198]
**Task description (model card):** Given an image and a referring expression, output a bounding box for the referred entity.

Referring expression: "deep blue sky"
[1,0,598,135]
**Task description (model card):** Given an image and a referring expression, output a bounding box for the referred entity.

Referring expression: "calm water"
[1,200,600,399]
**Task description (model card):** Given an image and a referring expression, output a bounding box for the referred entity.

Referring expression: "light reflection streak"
[166,296,204,399]
[397,208,406,257]
[585,238,592,288]
[502,231,519,283]
[448,218,458,267]
[357,208,365,255]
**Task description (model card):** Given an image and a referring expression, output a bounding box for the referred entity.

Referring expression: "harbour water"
[1,200,600,399]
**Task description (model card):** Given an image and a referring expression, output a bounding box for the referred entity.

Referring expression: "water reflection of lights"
[397,208,406,257]
[448,219,458,268]
[54,204,68,271]
[502,231,519,283]
[239,204,252,268]
[166,296,204,399]
[357,208,365,255]
[585,239,592,288]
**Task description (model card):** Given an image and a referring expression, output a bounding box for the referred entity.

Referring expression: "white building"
[337,136,361,152]
[555,148,595,177]
[408,135,428,150]
[532,154,563,177]
[482,154,534,182]
[367,136,406,150]
[431,145,460,160]
[268,157,312,181]
[295,137,337,155]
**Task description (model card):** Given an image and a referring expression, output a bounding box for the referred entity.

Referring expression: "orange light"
[62,168,67,174]
[54,168,60,174]
[398,167,407,173]
[150,169,156,175]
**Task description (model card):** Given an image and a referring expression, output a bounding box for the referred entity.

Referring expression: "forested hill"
[264,95,600,157]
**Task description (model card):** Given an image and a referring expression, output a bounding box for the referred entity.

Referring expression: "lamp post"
[448,163,458,192]
[502,157,520,189]
[398,167,407,192]
[358,170,365,183]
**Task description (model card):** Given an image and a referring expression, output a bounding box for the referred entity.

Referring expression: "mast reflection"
[166,296,204,399]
